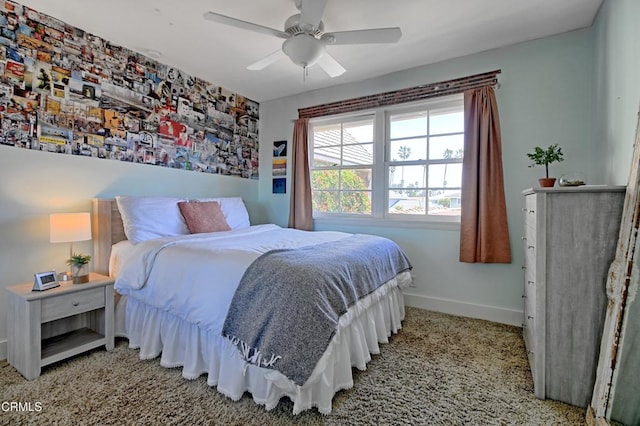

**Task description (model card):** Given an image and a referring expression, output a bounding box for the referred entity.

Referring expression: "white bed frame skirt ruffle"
[115,271,410,415]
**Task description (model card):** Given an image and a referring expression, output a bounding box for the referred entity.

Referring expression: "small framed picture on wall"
[273,140,287,157]
[273,177,286,194]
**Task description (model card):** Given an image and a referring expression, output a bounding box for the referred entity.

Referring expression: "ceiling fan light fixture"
[205,0,401,78]
[282,34,325,68]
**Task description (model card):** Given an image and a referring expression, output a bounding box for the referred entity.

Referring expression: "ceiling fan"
[203,0,402,78]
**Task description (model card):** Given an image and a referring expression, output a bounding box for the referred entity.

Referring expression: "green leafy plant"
[67,252,92,266]
[526,144,564,178]
[312,169,372,214]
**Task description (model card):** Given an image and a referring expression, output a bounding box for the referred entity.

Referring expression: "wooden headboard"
[92,198,126,276]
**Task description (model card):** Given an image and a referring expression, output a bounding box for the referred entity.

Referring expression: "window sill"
[313,215,461,231]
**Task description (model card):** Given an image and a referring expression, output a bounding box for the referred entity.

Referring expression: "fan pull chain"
[303,65,308,82]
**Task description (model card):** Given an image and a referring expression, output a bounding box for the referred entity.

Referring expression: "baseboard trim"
[0,339,6,361]
[403,293,523,327]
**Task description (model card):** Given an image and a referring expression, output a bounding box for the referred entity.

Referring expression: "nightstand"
[6,272,115,380]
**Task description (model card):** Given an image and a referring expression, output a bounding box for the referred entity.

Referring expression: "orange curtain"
[459,87,511,263]
[288,118,314,230]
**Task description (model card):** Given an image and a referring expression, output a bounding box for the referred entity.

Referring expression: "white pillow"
[189,197,250,230]
[115,196,189,243]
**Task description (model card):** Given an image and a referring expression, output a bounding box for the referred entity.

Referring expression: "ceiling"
[16,0,603,102]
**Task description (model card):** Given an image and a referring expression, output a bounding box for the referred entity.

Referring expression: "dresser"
[522,186,625,407]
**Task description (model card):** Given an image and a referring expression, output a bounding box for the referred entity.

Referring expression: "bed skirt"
[116,271,411,415]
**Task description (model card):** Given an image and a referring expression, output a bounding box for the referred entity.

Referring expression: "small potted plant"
[67,253,91,284]
[526,144,564,187]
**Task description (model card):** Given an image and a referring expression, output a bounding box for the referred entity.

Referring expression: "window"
[310,116,374,215]
[387,98,464,218]
[310,94,464,223]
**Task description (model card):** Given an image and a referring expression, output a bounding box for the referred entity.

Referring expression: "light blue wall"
[592,0,640,424]
[259,29,597,324]
[593,0,640,184]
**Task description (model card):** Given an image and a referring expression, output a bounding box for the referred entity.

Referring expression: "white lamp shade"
[50,212,92,243]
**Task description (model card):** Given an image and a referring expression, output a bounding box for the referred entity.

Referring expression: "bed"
[92,196,412,415]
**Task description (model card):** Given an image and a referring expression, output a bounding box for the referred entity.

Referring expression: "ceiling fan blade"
[299,0,327,30]
[247,49,286,71]
[316,52,346,78]
[203,11,289,39]
[324,28,402,45]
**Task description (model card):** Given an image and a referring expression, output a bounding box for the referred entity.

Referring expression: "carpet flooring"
[0,307,586,425]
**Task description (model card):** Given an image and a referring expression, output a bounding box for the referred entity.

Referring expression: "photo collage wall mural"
[0,1,260,178]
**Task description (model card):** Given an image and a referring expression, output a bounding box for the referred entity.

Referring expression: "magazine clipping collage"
[0,1,260,179]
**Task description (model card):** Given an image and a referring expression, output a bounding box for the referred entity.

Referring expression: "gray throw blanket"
[221,234,412,386]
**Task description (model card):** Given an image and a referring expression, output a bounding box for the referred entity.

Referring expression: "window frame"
[309,113,376,216]
[309,94,464,228]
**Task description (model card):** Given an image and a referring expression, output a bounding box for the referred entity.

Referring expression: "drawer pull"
[72,301,79,307]
[528,350,535,356]
[527,280,534,285]
[528,245,535,250]
[527,315,534,320]
[522,294,527,298]
[528,210,535,214]
[521,265,527,270]
[521,236,527,241]
[522,323,527,328]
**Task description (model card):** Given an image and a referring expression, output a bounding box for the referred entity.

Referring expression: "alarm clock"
[33,270,60,291]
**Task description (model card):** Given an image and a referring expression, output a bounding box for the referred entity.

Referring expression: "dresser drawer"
[41,287,105,323]
[525,244,537,274]
[525,194,537,215]
[523,321,537,392]
[524,195,537,230]
[525,239,536,262]
[523,314,535,352]
[524,218,536,245]
[523,302,536,357]
[524,216,536,238]
[522,225,536,252]
[524,278,537,309]
[524,289,537,321]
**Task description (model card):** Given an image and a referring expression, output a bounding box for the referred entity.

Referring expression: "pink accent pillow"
[178,201,232,234]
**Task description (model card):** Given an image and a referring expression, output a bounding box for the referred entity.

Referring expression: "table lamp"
[50,212,92,281]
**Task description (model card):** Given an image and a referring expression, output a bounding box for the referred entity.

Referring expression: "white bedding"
[115,224,352,334]
[112,224,410,414]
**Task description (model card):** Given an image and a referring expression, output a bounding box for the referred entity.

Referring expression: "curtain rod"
[297,69,501,120]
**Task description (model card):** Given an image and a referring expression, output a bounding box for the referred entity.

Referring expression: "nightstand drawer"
[41,287,105,323]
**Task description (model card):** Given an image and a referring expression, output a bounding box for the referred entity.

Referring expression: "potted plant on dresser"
[526,144,564,187]
[67,252,91,284]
